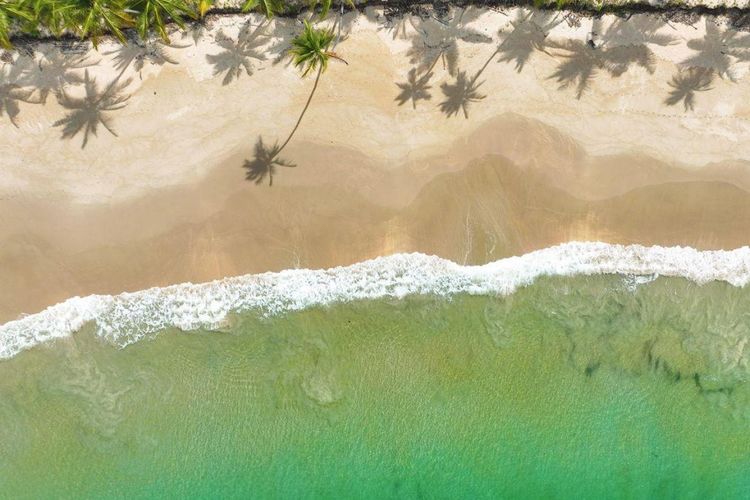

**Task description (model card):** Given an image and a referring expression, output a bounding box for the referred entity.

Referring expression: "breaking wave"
[2,241,750,359]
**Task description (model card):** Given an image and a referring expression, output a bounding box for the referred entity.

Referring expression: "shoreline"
[2,240,750,359]
[3,6,750,323]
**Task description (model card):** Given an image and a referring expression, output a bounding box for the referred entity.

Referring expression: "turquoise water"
[1,274,749,498]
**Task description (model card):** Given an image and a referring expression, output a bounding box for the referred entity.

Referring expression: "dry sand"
[2,7,750,321]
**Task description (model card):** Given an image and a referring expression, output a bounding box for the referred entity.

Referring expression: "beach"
[3,5,750,496]
[2,7,750,322]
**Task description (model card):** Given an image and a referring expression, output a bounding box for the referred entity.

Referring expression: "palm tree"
[0,0,32,49]
[242,0,284,18]
[69,0,134,47]
[132,0,196,43]
[26,0,77,39]
[275,19,346,155]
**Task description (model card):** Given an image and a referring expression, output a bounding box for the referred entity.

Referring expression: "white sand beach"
[2,6,750,321]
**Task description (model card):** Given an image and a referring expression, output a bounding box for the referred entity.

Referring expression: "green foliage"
[289,19,336,76]
[0,0,33,49]
[73,0,134,46]
[27,0,76,37]
[0,0,355,48]
[242,0,284,19]
[133,0,196,42]
[309,0,353,20]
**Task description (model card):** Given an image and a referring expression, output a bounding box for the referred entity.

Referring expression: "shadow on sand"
[243,136,297,186]
[664,66,715,111]
[206,21,269,85]
[53,69,132,148]
[104,35,188,79]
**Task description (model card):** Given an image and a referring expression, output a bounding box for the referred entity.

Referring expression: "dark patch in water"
[584,361,600,378]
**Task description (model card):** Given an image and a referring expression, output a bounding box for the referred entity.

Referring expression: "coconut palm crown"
[289,20,345,77]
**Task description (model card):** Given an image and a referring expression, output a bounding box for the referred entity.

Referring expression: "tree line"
[0,0,351,49]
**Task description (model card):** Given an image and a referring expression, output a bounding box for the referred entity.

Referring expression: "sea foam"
[2,242,750,359]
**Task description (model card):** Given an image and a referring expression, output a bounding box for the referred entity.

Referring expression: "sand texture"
[2,6,750,320]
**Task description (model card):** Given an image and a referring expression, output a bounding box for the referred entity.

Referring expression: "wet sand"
[2,7,750,321]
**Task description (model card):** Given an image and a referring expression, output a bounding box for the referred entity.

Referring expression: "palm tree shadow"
[378,8,418,40]
[53,69,132,148]
[3,51,39,84]
[406,7,492,76]
[27,49,97,104]
[207,22,269,85]
[243,137,297,186]
[439,70,485,118]
[104,36,187,79]
[395,67,433,109]
[548,39,605,99]
[602,15,678,48]
[604,44,656,76]
[0,83,35,127]
[681,19,750,80]
[498,11,563,73]
[664,67,715,111]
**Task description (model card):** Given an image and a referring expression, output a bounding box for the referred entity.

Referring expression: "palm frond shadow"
[548,35,662,99]
[53,69,132,148]
[664,67,715,111]
[378,9,418,40]
[439,70,485,118]
[406,7,492,77]
[27,49,97,104]
[395,67,433,109]
[3,51,38,83]
[680,19,750,81]
[548,39,605,99]
[545,16,682,99]
[104,37,187,79]
[604,44,657,76]
[497,11,563,73]
[0,83,35,127]
[243,137,297,187]
[266,18,298,66]
[183,21,207,46]
[206,21,269,85]
[602,16,678,48]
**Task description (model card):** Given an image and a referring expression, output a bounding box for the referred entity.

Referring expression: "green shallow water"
[1,275,749,498]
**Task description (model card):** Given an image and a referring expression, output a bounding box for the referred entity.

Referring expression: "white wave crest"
[2,242,750,359]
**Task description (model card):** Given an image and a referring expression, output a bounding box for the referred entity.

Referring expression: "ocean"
[1,243,749,498]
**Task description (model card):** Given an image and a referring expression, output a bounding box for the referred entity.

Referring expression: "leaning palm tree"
[274,19,346,156]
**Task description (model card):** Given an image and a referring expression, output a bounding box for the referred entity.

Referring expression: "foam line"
[2,242,749,359]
